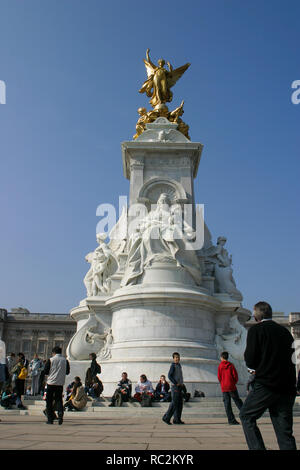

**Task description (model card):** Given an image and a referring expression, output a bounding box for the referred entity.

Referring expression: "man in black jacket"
[239,301,297,450]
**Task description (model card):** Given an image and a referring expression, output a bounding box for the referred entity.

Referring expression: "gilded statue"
[139,49,190,108]
[168,100,190,140]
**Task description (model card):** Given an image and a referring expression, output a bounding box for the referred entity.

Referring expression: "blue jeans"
[163,385,183,422]
[222,390,243,423]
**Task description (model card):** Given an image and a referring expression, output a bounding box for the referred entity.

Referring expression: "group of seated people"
[109,373,191,407]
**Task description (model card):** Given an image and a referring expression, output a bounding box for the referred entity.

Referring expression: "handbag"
[18,367,28,380]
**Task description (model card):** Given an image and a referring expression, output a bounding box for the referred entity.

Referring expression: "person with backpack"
[218,351,243,425]
[85,353,101,391]
[134,374,154,405]
[109,372,132,407]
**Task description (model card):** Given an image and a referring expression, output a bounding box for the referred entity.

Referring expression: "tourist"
[85,353,101,390]
[11,353,28,410]
[239,301,297,450]
[1,384,17,409]
[134,374,154,402]
[64,376,87,411]
[6,352,16,384]
[109,372,132,407]
[217,351,243,425]
[162,352,185,425]
[87,376,103,399]
[29,353,43,396]
[155,375,171,402]
[44,346,70,425]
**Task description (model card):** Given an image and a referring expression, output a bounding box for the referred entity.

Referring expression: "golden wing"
[167,63,191,88]
[143,59,156,78]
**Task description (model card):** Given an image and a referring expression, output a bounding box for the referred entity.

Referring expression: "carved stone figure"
[121,193,202,287]
[139,49,190,108]
[215,315,248,383]
[204,236,243,301]
[83,233,118,297]
[67,314,106,361]
[98,328,114,360]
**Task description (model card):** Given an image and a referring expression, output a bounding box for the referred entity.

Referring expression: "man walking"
[218,351,243,425]
[239,301,297,450]
[44,346,70,425]
[162,352,184,425]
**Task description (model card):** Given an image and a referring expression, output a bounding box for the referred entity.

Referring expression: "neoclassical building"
[0,308,76,360]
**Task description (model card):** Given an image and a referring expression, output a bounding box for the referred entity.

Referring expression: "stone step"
[12,409,300,418]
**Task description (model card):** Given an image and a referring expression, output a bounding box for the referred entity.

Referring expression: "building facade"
[0,308,76,360]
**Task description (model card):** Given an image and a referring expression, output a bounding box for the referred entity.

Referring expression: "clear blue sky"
[0,0,299,314]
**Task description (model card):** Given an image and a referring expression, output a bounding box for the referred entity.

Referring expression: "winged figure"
[139,49,190,108]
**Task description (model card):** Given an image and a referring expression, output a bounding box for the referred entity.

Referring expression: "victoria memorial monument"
[66,50,251,396]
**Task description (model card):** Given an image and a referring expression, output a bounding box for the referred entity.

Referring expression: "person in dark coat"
[155,375,170,402]
[239,301,297,450]
[85,353,101,391]
[217,351,243,425]
[109,372,132,407]
[162,352,185,425]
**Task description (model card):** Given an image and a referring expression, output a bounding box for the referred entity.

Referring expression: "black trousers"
[239,381,297,450]
[163,385,183,423]
[46,384,64,421]
[222,390,243,423]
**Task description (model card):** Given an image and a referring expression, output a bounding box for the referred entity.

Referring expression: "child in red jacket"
[218,351,243,425]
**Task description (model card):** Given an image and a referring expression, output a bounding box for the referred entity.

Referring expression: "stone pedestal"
[67,118,251,396]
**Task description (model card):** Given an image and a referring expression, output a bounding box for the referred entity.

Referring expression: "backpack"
[115,390,123,407]
[141,392,152,407]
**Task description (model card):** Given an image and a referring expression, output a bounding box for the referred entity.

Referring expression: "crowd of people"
[0,301,300,450]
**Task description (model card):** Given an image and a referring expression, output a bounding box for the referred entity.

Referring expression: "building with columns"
[0,308,76,360]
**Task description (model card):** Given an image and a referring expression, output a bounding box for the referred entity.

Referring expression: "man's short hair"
[89,353,96,360]
[221,351,229,360]
[122,372,128,376]
[172,352,180,358]
[253,301,272,321]
[52,346,62,354]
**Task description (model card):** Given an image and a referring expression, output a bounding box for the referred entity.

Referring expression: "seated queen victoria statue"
[121,193,202,287]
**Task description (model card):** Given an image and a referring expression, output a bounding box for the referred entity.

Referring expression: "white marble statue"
[84,233,118,296]
[98,328,114,360]
[204,236,243,301]
[66,314,107,361]
[215,315,248,383]
[121,193,202,286]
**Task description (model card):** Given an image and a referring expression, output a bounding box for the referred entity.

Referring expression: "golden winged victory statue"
[139,49,190,108]
[134,49,191,140]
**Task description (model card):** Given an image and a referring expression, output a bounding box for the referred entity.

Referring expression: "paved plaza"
[0,412,300,450]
